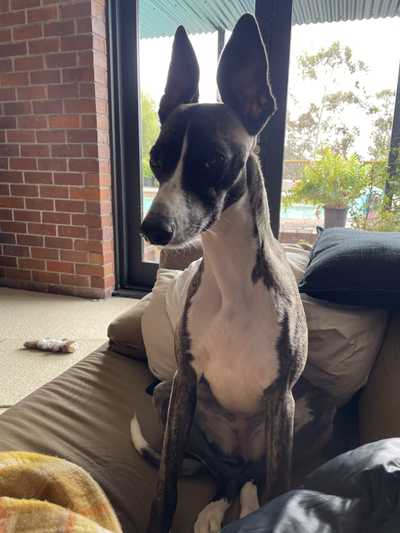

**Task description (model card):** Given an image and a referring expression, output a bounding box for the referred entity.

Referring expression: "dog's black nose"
[141,218,174,245]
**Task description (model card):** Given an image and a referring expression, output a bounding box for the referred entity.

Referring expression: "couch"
[0,247,399,532]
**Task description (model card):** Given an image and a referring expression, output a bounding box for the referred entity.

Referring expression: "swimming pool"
[143,196,317,220]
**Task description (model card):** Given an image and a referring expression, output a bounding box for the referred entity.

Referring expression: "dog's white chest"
[187,276,281,415]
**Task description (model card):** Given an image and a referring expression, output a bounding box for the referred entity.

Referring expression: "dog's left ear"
[158,26,200,124]
[217,14,277,135]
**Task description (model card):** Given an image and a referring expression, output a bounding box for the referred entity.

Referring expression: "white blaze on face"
[146,135,192,244]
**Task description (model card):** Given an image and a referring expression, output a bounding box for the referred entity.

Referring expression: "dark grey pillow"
[299,228,400,309]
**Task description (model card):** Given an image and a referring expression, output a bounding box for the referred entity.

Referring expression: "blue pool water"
[143,196,316,220]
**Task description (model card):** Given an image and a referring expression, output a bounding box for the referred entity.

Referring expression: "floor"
[0,287,136,413]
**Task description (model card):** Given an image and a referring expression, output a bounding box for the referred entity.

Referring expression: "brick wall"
[0,0,114,298]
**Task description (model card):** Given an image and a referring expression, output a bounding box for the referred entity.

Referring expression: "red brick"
[60,249,87,263]
[0,58,12,72]
[91,275,114,290]
[43,212,70,224]
[17,86,46,100]
[31,69,60,85]
[17,234,43,246]
[51,144,81,158]
[0,29,11,44]
[45,20,75,37]
[33,270,59,284]
[0,117,16,129]
[31,246,58,260]
[0,209,12,220]
[77,19,92,35]
[88,252,104,265]
[38,158,66,171]
[15,56,44,73]
[53,172,82,185]
[7,130,35,143]
[1,73,30,88]
[64,98,95,114]
[61,273,89,287]
[0,256,17,267]
[0,183,9,194]
[13,24,42,42]
[79,82,95,98]
[47,260,74,274]
[19,258,45,270]
[26,197,54,210]
[0,170,23,183]
[70,187,99,201]
[36,130,65,143]
[28,6,58,23]
[46,52,76,68]
[29,38,59,55]
[40,185,69,198]
[69,158,98,172]
[21,144,49,157]
[10,184,38,196]
[61,2,91,19]
[63,66,93,83]
[4,245,30,257]
[0,144,19,156]
[32,100,62,114]
[12,0,41,10]
[28,223,57,236]
[0,232,15,243]
[45,237,73,250]
[49,115,80,128]
[71,214,101,227]
[83,144,100,158]
[55,199,85,212]
[74,239,102,253]
[4,268,32,281]
[0,87,16,101]
[3,101,31,115]
[48,83,78,99]
[14,209,41,223]
[58,225,86,238]
[76,263,104,277]
[0,11,25,28]
[67,129,97,143]
[24,171,52,184]
[0,42,26,60]
[0,197,24,209]
[10,158,37,171]
[18,116,47,129]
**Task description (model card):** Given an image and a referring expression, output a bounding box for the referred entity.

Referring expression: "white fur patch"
[130,415,148,454]
[194,499,230,533]
[294,396,313,431]
[239,481,259,519]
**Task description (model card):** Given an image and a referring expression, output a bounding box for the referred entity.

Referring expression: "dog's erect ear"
[158,26,200,124]
[217,14,277,135]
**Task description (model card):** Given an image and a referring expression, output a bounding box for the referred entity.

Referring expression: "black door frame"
[108,0,293,294]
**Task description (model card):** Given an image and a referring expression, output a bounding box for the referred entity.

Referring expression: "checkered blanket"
[0,451,122,532]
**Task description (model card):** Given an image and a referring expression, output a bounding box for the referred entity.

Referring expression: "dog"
[133,14,311,533]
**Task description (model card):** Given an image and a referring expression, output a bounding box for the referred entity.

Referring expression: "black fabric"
[299,228,400,309]
[222,439,400,533]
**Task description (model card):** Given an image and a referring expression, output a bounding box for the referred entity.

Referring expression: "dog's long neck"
[201,155,274,303]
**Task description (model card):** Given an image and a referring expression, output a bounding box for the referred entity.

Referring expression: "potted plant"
[284,148,369,228]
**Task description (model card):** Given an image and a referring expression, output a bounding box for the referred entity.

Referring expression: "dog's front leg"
[263,387,295,501]
[147,364,197,533]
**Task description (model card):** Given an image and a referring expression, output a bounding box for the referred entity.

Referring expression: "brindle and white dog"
[131,14,333,533]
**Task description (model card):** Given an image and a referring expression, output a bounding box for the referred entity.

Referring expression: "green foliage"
[140,92,160,183]
[284,148,369,209]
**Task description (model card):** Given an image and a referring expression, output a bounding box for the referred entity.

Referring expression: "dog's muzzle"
[140,216,175,246]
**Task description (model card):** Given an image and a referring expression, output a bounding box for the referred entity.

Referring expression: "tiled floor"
[0,287,136,409]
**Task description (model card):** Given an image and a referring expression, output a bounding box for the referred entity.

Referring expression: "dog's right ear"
[158,26,200,124]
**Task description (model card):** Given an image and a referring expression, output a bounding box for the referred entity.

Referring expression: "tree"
[285,41,370,160]
[140,92,160,187]
[367,89,395,160]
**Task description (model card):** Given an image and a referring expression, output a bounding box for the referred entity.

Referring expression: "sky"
[139,17,400,158]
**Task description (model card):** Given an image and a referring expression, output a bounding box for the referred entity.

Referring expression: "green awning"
[139,0,400,39]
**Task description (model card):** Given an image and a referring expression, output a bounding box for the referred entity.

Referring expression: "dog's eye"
[204,154,226,170]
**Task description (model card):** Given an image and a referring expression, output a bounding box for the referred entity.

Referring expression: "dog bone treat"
[24,338,77,353]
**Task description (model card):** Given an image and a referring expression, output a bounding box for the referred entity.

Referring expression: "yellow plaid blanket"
[0,452,122,533]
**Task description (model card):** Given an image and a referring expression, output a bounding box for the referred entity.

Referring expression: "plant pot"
[324,206,348,228]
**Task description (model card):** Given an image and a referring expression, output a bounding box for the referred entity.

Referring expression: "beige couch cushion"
[359,314,400,443]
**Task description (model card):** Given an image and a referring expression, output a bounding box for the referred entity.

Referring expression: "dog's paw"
[194,499,229,533]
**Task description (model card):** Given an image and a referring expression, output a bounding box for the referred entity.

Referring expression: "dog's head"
[141,14,276,248]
